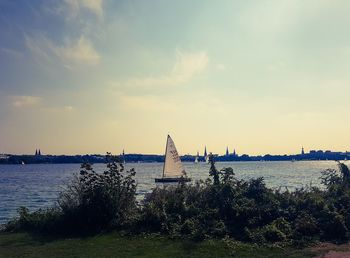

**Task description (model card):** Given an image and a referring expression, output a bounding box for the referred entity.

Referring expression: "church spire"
[226,146,229,156]
[122,149,125,164]
[204,146,207,157]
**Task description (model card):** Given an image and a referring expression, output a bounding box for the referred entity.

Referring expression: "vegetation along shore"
[2,153,350,257]
[1,149,350,164]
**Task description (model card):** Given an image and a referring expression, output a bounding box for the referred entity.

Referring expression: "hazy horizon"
[1,1,350,155]
[1,143,347,157]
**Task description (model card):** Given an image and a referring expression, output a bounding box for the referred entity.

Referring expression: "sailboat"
[155,135,191,183]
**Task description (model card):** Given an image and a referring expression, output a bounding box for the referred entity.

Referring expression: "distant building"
[233,149,237,157]
[209,152,219,158]
[301,147,305,155]
[204,146,207,157]
[226,147,229,156]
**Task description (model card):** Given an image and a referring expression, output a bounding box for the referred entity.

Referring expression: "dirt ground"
[311,243,350,258]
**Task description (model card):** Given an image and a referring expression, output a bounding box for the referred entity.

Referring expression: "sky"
[1,0,350,156]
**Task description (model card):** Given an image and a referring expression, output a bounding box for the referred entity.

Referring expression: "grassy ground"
[0,232,320,258]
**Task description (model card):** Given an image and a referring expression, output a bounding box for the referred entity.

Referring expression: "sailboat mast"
[162,135,170,178]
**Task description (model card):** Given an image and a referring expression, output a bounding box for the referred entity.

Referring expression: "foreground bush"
[139,158,350,244]
[5,153,136,234]
[4,154,350,245]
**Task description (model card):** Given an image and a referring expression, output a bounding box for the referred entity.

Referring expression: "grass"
[0,232,318,258]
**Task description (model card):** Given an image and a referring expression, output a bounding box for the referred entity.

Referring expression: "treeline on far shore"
[1,151,350,164]
[3,153,350,246]
[0,154,163,164]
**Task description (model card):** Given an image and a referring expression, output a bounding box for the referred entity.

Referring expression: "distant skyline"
[2,146,349,157]
[1,1,350,155]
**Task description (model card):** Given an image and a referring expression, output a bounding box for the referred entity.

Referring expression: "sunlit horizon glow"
[1,0,350,156]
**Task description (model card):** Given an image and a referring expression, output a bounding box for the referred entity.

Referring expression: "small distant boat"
[155,135,191,183]
[194,151,199,163]
[21,161,25,165]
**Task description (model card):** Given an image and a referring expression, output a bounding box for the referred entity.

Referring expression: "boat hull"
[155,177,191,183]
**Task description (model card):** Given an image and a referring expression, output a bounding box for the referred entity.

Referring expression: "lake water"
[0,161,345,224]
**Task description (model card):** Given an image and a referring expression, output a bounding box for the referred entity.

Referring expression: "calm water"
[0,161,345,224]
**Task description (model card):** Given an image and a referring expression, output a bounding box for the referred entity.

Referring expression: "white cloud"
[25,34,100,68]
[171,50,209,81]
[56,36,100,66]
[9,95,74,112]
[114,89,230,115]
[26,0,103,69]
[11,96,42,108]
[64,106,74,111]
[25,35,56,66]
[114,50,209,88]
[216,64,226,71]
[64,0,103,19]
[237,1,299,37]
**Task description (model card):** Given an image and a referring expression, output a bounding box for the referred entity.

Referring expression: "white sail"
[163,135,186,178]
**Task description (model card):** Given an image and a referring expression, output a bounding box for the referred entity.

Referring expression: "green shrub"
[5,207,62,233]
[294,213,318,237]
[320,211,347,241]
[272,218,292,237]
[5,153,136,234]
[263,224,286,242]
[6,153,350,245]
[138,158,350,243]
[57,154,137,233]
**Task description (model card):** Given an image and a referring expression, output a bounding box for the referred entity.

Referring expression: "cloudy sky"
[1,0,350,155]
